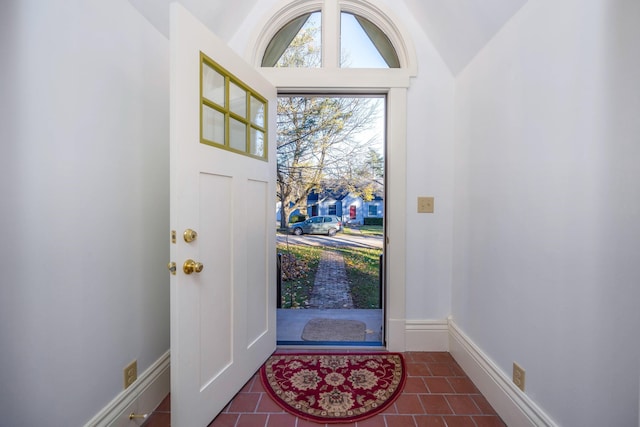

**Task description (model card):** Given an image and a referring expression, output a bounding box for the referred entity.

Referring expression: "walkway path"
[308,250,353,309]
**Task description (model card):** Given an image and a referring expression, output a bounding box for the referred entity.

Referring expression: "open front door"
[169,4,277,426]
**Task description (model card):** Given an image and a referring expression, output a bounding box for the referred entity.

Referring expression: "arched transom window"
[262,10,399,68]
[249,0,416,75]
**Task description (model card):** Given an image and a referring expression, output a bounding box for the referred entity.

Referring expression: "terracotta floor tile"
[424,377,454,394]
[441,415,476,427]
[236,413,268,427]
[383,414,418,427]
[406,352,434,363]
[471,395,498,415]
[356,415,386,427]
[266,413,296,426]
[414,415,447,427]
[403,376,428,393]
[252,376,266,393]
[419,395,453,415]
[472,415,507,427]
[449,362,466,376]
[382,402,398,414]
[240,376,256,393]
[155,394,171,412]
[141,412,170,427]
[429,353,455,364]
[445,395,481,415]
[395,394,426,414]
[228,392,260,413]
[256,394,284,413]
[447,377,478,393]
[407,362,431,377]
[297,419,327,427]
[208,413,239,427]
[428,364,456,376]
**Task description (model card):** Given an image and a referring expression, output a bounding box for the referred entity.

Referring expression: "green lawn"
[342,225,383,237]
[277,243,322,308]
[277,242,382,309]
[337,247,382,309]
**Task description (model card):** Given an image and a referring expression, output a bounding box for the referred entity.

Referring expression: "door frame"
[275,91,389,346]
[272,85,408,351]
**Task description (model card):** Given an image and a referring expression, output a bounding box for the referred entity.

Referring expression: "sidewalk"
[308,250,353,309]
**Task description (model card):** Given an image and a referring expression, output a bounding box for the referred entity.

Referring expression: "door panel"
[170,4,277,426]
[246,179,269,347]
[198,172,233,387]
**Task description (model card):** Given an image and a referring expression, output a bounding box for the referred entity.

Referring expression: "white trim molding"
[448,321,558,427]
[84,351,170,427]
[404,319,449,351]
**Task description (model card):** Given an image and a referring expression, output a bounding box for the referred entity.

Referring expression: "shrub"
[364,217,383,226]
[289,214,307,223]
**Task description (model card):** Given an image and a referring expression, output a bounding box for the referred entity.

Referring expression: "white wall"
[453,0,640,425]
[394,0,455,321]
[0,0,170,425]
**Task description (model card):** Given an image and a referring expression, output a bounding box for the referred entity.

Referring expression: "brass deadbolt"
[167,262,177,275]
[183,259,204,275]
[183,229,198,242]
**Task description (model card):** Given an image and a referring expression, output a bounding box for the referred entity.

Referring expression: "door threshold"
[276,341,386,349]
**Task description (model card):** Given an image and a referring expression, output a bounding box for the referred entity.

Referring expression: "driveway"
[276,232,383,249]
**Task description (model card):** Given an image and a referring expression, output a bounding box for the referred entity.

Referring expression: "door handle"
[183,259,204,275]
[183,229,198,242]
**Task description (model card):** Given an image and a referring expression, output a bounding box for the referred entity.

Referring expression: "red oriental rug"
[259,352,406,424]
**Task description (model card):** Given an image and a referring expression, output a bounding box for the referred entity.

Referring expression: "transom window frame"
[245,0,416,352]
[247,0,417,78]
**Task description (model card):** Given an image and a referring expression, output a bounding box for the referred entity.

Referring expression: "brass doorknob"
[183,229,198,243]
[183,259,204,274]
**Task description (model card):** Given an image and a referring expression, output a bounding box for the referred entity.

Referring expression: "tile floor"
[142,352,506,427]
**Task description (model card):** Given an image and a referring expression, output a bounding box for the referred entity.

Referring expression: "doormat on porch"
[260,352,405,424]
[301,318,366,341]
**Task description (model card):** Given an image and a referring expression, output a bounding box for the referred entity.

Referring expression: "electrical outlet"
[124,360,137,389]
[513,362,525,392]
[417,196,434,213]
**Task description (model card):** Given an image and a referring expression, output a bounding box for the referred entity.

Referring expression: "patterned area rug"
[260,352,406,423]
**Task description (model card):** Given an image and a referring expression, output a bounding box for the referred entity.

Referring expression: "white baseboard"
[404,319,449,351]
[84,351,170,427]
[448,321,557,427]
[387,318,407,352]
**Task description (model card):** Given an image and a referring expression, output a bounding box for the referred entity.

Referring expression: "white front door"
[169,4,277,426]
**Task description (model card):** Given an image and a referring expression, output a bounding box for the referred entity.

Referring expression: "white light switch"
[417,197,434,213]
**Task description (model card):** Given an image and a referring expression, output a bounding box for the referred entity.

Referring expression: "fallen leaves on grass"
[280,253,310,281]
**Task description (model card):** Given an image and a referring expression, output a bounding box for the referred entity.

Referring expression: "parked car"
[289,215,343,236]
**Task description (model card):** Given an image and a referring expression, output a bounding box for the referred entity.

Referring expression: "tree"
[274,16,384,228]
[277,96,382,228]
[324,148,384,202]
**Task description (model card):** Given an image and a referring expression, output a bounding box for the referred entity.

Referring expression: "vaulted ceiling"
[129,0,527,75]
